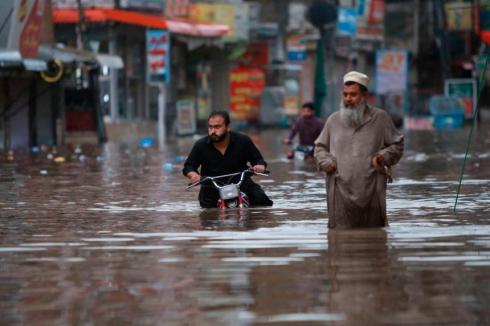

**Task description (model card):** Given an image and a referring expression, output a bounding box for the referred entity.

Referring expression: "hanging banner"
[8,0,46,58]
[229,67,265,121]
[445,79,477,119]
[146,29,170,83]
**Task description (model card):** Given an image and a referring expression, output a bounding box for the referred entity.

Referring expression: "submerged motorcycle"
[187,168,269,208]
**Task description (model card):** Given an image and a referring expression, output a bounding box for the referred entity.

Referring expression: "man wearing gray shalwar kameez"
[314,71,404,228]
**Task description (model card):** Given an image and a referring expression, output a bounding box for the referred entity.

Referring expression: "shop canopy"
[52,9,229,37]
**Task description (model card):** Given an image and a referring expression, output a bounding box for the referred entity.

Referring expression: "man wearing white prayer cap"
[314,71,404,228]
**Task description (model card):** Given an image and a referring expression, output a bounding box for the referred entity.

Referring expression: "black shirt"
[182,131,267,178]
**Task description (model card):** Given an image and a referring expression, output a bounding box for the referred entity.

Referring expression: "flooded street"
[1,126,490,325]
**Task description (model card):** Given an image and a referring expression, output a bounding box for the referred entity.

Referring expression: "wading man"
[183,111,273,208]
[314,71,404,228]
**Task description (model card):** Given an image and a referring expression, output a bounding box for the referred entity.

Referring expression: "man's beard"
[339,100,367,128]
[209,132,227,143]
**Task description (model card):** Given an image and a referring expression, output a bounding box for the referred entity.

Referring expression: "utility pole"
[76,0,86,50]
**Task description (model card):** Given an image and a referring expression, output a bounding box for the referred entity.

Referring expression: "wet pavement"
[1,125,490,325]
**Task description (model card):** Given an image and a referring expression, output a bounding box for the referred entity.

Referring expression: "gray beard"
[339,100,367,128]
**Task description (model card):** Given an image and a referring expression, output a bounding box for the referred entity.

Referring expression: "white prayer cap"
[343,71,369,89]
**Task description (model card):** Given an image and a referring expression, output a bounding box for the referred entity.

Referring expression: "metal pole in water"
[454,46,489,213]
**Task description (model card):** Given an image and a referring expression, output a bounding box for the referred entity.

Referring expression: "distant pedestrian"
[314,71,404,228]
[282,102,324,160]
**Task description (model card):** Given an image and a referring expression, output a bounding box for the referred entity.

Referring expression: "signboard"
[287,35,307,62]
[189,3,248,41]
[356,0,384,41]
[376,49,409,114]
[52,0,114,8]
[337,7,357,37]
[8,0,46,58]
[119,0,164,11]
[445,79,477,118]
[376,49,408,94]
[176,99,196,136]
[146,29,170,83]
[229,67,265,121]
[445,1,473,31]
[165,0,190,18]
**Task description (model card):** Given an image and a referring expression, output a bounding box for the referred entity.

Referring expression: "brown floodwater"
[1,126,490,325]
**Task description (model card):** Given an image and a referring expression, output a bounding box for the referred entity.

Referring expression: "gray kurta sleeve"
[314,118,337,171]
[377,112,404,166]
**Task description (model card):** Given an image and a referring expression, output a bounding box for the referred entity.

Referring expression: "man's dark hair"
[344,81,368,93]
[208,111,230,125]
[302,102,315,111]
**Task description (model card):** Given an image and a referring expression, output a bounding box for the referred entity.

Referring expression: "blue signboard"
[337,7,357,37]
[146,29,170,83]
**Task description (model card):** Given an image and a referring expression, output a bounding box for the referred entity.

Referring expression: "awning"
[53,9,167,29]
[37,45,124,69]
[22,59,48,71]
[0,50,23,69]
[166,20,229,37]
[96,53,124,69]
[53,9,229,38]
[0,49,47,71]
[38,45,95,65]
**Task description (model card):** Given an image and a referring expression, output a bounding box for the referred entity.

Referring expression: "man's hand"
[323,162,337,174]
[253,164,266,173]
[187,171,201,184]
[282,138,292,145]
[371,154,385,173]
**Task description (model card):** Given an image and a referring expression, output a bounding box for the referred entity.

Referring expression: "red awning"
[53,9,167,29]
[53,9,229,37]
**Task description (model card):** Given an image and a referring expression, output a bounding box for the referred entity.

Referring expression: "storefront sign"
[229,67,265,121]
[445,79,477,118]
[8,0,46,58]
[176,99,196,136]
[146,29,170,83]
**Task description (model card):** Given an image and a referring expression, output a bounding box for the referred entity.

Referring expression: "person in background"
[183,111,273,208]
[314,71,404,228]
[282,102,324,159]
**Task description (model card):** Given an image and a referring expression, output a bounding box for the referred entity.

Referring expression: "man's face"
[342,83,365,109]
[208,116,230,143]
[301,107,314,119]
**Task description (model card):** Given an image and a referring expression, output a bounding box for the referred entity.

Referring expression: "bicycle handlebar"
[187,168,270,189]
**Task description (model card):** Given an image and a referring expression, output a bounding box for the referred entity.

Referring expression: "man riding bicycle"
[183,111,273,208]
